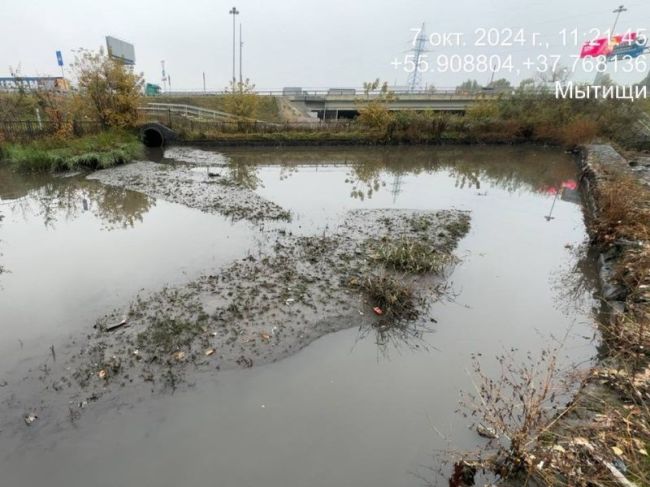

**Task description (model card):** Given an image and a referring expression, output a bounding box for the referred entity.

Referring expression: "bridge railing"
[138,103,273,124]
[138,112,357,134]
[147,87,510,97]
[139,103,236,120]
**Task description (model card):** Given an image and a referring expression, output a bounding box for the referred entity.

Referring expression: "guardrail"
[138,103,273,124]
[139,103,237,120]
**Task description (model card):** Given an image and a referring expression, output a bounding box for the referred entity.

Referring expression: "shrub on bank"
[463,88,644,147]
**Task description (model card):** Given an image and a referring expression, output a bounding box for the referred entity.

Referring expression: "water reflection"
[0,211,4,275]
[228,162,263,190]
[550,243,601,361]
[0,167,154,230]
[214,146,580,201]
[356,318,435,360]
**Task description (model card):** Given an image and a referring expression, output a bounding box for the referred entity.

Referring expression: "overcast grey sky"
[1,0,649,90]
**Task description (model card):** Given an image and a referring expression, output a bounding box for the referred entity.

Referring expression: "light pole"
[161,60,166,92]
[611,5,627,37]
[239,23,243,85]
[229,6,239,85]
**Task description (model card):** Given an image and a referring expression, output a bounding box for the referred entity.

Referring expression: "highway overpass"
[157,88,503,120]
[282,90,503,119]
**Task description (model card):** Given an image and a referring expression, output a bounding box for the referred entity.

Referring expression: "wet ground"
[0,146,598,486]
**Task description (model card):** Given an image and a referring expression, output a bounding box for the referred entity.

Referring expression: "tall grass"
[0,130,143,172]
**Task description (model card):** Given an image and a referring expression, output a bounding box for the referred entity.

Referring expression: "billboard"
[580,32,647,60]
[105,36,135,65]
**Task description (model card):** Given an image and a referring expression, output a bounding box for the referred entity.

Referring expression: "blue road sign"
[56,51,64,67]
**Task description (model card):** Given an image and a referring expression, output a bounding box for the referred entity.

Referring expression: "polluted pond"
[0,146,599,487]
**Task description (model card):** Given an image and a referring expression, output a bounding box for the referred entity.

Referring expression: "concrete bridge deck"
[291,92,499,115]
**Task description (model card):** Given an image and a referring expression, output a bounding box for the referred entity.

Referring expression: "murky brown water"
[0,146,598,486]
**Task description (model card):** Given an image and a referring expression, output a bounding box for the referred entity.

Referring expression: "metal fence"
[0,120,103,141]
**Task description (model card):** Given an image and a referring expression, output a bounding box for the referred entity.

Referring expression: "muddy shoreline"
[87,160,290,222]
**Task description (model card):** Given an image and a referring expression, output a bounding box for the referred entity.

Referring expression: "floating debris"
[476,423,498,439]
[23,413,38,426]
[205,348,216,356]
[172,351,186,361]
[236,356,253,368]
[106,317,128,332]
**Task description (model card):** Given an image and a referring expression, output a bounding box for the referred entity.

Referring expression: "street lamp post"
[229,6,239,85]
[239,23,243,85]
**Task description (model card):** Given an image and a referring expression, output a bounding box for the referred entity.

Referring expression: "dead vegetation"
[453,343,650,486]
[588,164,650,366]
[457,345,579,485]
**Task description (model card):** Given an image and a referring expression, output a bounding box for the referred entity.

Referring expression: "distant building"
[0,76,70,92]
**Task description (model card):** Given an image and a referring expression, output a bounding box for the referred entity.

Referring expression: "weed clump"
[355,273,421,323]
[136,317,205,354]
[367,237,454,274]
[407,214,434,233]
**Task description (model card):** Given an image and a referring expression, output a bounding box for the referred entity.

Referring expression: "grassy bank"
[0,130,144,173]
[171,120,560,147]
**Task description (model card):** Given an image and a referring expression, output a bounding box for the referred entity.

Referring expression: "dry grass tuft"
[366,237,455,274]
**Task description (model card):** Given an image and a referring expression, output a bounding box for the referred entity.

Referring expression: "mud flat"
[3,208,469,429]
[87,160,290,222]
